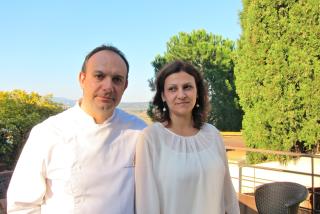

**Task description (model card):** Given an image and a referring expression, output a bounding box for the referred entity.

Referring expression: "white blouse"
[7,103,146,214]
[135,122,239,214]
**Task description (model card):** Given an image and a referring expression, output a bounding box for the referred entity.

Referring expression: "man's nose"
[102,77,114,92]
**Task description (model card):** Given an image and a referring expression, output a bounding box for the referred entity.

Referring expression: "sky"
[0,0,242,103]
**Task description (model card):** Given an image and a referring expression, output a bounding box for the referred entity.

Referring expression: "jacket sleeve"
[7,125,47,213]
[135,132,160,214]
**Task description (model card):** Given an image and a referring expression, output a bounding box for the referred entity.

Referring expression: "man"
[7,45,147,213]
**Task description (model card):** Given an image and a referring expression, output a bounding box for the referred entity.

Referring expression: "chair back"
[255,181,308,214]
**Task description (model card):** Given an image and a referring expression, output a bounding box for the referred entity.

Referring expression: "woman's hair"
[152,60,210,129]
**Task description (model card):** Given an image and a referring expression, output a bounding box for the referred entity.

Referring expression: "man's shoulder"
[34,106,76,131]
[115,108,147,130]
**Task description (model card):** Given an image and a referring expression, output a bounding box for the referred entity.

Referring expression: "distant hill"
[52,97,76,107]
[118,102,149,112]
[52,97,149,113]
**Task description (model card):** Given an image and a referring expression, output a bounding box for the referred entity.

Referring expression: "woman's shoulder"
[143,122,164,131]
[141,122,164,138]
[200,123,224,146]
[201,123,220,135]
[138,122,166,150]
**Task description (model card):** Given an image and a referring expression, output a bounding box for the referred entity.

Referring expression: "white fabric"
[7,103,146,214]
[135,122,240,214]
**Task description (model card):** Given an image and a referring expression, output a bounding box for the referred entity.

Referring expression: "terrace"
[1,133,319,213]
[224,133,320,213]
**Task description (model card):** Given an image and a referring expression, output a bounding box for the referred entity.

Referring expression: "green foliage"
[235,0,320,162]
[148,29,243,131]
[0,128,15,168]
[0,90,64,169]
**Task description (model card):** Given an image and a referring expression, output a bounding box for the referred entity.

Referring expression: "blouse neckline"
[158,122,201,139]
[154,122,214,153]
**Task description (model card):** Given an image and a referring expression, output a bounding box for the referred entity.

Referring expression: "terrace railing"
[226,146,320,213]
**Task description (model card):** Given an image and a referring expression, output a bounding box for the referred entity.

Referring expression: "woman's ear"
[161,93,165,102]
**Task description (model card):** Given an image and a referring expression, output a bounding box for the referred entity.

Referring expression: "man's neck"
[93,111,114,124]
[79,100,114,124]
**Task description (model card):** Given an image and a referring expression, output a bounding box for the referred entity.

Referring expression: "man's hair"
[81,44,129,76]
[152,60,210,129]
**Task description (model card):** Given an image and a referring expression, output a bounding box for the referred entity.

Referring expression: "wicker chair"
[254,181,308,214]
[0,170,13,199]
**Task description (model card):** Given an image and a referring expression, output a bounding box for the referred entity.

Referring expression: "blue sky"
[0,0,242,103]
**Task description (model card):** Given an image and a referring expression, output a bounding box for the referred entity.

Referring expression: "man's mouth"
[98,96,115,102]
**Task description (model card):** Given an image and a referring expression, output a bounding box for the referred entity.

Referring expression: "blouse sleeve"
[7,125,47,213]
[135,131,160,214]
[215,131,240,214]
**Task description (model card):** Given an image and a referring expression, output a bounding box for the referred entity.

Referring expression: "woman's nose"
[177,89,186,99]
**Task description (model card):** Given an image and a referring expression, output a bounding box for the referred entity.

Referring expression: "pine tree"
[148,29,243,131]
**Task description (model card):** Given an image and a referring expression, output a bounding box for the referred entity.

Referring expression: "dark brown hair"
[81,44,129,77]
[152,60,210,129]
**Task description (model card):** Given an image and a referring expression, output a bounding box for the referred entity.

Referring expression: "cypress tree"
[235,0,320,160]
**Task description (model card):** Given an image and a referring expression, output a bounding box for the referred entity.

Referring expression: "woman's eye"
[168,87,176,92]
[184,85,193,90]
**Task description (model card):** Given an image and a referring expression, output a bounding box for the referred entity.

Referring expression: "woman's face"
[162,71,197,119]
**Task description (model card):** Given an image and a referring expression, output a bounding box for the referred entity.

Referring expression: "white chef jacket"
[7,103,146,214]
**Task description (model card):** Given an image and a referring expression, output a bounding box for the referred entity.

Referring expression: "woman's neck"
[165,114,198,136]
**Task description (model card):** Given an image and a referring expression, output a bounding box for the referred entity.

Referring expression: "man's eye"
[113,77,123,84]
[94,74,104,80]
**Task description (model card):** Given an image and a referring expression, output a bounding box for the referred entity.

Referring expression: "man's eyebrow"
[93,70,105,74]
[113,74,125,79]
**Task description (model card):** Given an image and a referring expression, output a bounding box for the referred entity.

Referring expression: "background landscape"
[53,97,152,124]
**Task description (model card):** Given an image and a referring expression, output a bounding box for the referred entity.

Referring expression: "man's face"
[79,50,128,122]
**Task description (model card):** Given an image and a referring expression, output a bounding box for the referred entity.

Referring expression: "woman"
[135,60,240,214]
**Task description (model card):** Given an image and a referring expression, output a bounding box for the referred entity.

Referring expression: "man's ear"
[79,71,86,88]
[124,79,128,90]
